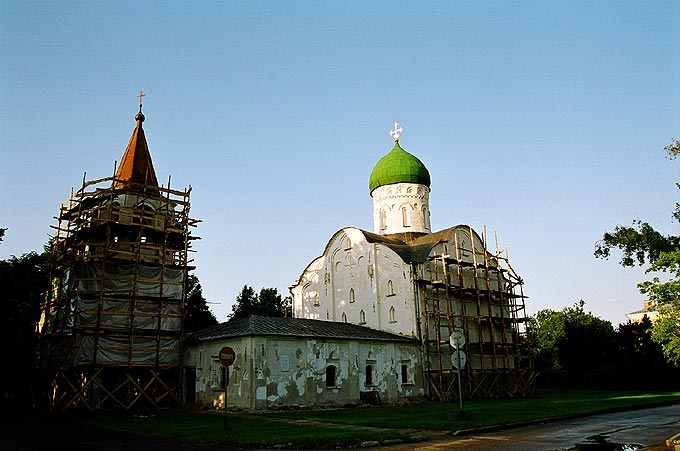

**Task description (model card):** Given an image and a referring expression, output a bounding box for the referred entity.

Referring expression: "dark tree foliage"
[528,301,617,388]
[528,301,680,390]
[615,317,680,389]
[0,227,6,243]
[229,285,289,320]
[0,251,50,411]
[184,274,217,333]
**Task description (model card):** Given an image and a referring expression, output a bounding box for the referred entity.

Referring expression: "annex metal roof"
[187,315,418,343]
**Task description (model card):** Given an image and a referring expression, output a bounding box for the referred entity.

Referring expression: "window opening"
[365,364,374,386]
[326,365,337,387]
[349,288,355,303]
[387,279,395,296]
[389,306,396,323]
[359,309,366,324]
[401,364,408,384]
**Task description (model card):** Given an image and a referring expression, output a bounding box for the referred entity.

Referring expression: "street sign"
[449,331,465,349]
[451,349,467,369]
[219,346,236,366]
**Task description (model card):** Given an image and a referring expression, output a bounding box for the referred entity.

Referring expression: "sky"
[1,1,678,326]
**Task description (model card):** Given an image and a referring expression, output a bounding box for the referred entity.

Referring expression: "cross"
[137,90,145,107]
[389,121,403,141]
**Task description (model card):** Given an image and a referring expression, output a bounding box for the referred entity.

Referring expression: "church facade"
[185,123,533,410]
[290,124,534,401]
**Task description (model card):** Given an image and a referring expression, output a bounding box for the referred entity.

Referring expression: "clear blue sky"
[2,1,678,325]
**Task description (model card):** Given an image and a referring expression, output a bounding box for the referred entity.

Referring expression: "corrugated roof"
[187,315,418,343]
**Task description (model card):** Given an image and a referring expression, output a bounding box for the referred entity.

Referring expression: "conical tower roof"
[113,105,159,190]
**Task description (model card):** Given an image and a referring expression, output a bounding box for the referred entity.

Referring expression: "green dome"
[369,141,431,193]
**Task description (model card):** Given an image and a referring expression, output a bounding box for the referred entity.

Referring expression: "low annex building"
[183,315,423,410]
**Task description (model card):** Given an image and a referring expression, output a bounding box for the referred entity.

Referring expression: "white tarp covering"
[73,263,185,299]
[73,335,180,366]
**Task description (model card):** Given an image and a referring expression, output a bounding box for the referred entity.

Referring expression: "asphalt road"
[382,403,680,451]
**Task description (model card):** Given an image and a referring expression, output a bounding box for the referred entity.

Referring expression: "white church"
[186,124,533,410]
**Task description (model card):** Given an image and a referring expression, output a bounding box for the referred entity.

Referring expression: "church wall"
[373,244,417,337]
[292,228,418,339]
[184,336,423,410]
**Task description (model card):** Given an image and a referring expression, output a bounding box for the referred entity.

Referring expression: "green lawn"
[266,389,680,431]
[76,390,680,449]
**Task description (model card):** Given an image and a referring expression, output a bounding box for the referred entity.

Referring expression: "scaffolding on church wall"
[416,226,534,400]
[38,172,199,410]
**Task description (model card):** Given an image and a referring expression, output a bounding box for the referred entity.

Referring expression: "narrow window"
[389,306,396,323]
[341,312,347,323]
[381,208,387,230]
[401,364,408,384]
[387,280,395,296]
[349,288,355,303]
[402,206,409,227]
[365,365,373,386]
[326,365,336,387]
[423,206,430,230]
[359,310,366,324]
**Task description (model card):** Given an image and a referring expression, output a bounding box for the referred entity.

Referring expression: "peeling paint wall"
[184,336,424,410]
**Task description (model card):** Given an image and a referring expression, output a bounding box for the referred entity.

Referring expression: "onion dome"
[369,140,431,194]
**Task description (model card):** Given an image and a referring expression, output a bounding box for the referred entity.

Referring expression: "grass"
[266,389,680,432]
[73,389,680,449]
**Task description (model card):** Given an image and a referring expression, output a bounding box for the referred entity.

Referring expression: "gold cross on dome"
[137,90,145,107]
[389,122,403,141]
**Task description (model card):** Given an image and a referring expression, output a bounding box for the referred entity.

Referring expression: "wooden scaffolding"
[38,171,199,410]
[416,226,534,400]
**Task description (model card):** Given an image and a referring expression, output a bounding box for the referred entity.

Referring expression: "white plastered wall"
[371,183,430,235]
[291,228,417,338]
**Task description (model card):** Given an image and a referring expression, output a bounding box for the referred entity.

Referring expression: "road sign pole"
[223,366,229,429]
[456,351,463,417]
[218,346,235,431]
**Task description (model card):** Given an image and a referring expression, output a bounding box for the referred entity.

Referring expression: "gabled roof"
[187,315,418,343]
[113,111,159,190]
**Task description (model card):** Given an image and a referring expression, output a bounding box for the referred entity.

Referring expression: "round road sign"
[219,346,236,366]
[449,331,465,349]
[451,349,467,369]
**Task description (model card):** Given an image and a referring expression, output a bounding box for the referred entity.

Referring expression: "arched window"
[365,365,374,386]
[359,310,366,324]
[389,306,396,323]
[423,206,430,230]
[387,280,395,296]
[380,208,387,230]
[341,313,347,323]
[326,365,336,387]
[402,206,409,227]
[349,288,355,303]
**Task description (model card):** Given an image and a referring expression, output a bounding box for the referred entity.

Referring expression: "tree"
[228,285,289,320]
[0,251,50,410]
[594,139,680,365]
[528,301,617,388]
[184,274,217,333]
